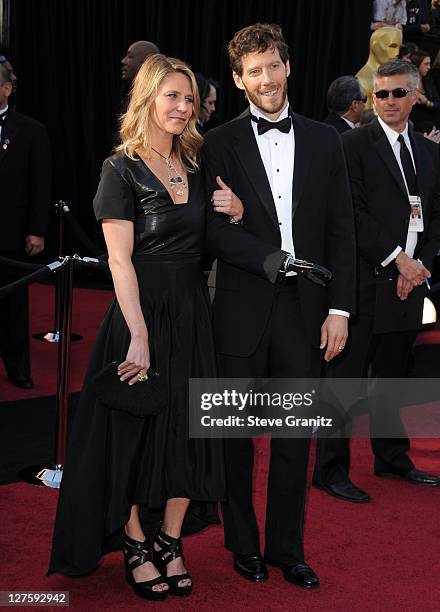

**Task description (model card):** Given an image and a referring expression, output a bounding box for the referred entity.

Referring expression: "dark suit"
[203,109,355,563]
[0,110,51,379]
[323,112,353,134]
[314,118,440,485]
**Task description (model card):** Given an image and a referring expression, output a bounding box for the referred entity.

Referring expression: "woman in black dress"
[48,55,245,600]
[410,49,440,132]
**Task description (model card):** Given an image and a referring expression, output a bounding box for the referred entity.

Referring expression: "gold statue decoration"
[357,27,403,108]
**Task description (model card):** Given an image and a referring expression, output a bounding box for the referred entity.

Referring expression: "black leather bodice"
[94,153,205,256]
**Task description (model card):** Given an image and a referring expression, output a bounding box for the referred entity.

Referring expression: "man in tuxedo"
[314,60,440,503]
[0,63,51,388]
[203,23,355,588]
[324,76,366,133]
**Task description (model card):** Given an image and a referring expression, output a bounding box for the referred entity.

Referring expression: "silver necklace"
[151,147,186,197]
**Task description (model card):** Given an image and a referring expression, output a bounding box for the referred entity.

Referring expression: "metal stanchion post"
[20,255,106,488]
[54,256,74,469]
[53,200,66,337]
[20,256,74,487]
[33,201,82,343]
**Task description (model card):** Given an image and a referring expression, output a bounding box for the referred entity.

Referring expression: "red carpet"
[0,284,438,401]
[1,285,440,610]
[415,323,440,346]
[0,438,439,611]
[0,284,113,402]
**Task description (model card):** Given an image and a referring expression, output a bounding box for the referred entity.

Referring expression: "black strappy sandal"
[153,529,193,596]
[124,534,169,601]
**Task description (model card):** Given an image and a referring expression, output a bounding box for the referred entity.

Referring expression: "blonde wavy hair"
[116,54,203,172]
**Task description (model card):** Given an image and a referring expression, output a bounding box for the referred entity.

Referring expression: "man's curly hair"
[228,23,289,76]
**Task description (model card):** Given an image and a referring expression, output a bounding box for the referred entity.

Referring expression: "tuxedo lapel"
[232,111,279,228]
[370,119,407,198]
[409,129,429,210]
[0,112,18,166]
[291,112,315,217]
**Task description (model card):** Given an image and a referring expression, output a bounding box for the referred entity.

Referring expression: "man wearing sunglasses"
[314,60,440,502]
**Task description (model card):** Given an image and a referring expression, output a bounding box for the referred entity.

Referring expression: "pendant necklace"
[151,147,186,197]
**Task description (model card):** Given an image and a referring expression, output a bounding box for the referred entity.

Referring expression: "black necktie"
[251,114,292,135]
[397,134,418,196]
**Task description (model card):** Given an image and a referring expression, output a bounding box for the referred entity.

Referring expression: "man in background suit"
[117,41,160,140]
[203,23,355,588]
[324,75,366,133]
[0,54,17,92]
[0,62,51,388]
[314,60,440,503]
[120,40,160,84]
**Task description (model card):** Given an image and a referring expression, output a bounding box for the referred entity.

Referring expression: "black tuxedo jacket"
[324,113,352,134]
[0,110,51,252]
[342,118,440,313]
[203,109,356,356]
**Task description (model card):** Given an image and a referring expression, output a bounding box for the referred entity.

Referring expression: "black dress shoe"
[314,479,371,503]
[265,559,319,589]
[233,554,268,582]
[375,467,440,486]
[8,375,34,389]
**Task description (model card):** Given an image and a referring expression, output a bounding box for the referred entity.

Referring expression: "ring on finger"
[137,372,148,382]
[338,346,344,351]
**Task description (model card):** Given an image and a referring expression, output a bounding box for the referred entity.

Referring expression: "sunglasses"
[355,97,368,103]
[374,88,415,99]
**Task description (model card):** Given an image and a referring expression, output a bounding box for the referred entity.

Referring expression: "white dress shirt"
[372,0,407,26]
[341,116,355,129]
[0,104,8,139]
[250,102,295,255]
[377,115,418,266]
[250,102,348,317]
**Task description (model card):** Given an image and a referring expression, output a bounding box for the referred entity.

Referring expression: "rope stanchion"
[0,255,46,271]
[32,201,107,343]
[0,260,62,298]
[33,201,83,343]
[19,255,109,488]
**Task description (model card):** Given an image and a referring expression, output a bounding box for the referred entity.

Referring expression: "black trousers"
[217,280,322,565]
[0,255,31,379]
[313,314,416,486]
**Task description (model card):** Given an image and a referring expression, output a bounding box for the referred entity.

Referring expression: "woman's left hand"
[211,175,243,220]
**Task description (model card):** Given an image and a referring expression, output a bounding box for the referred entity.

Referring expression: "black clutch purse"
[92,361,166,418]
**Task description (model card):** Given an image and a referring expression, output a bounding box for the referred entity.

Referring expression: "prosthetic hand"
[282,255,332,287]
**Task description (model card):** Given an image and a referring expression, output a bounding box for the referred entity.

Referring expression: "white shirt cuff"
[329,309,350,318]
[381,246,402,267]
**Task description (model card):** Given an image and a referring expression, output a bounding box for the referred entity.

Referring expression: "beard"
[244,80,288,116]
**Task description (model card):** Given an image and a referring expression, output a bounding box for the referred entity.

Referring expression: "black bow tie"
[251,114,292,135]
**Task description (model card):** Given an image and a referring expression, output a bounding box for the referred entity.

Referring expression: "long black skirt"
[48,255,225,576]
